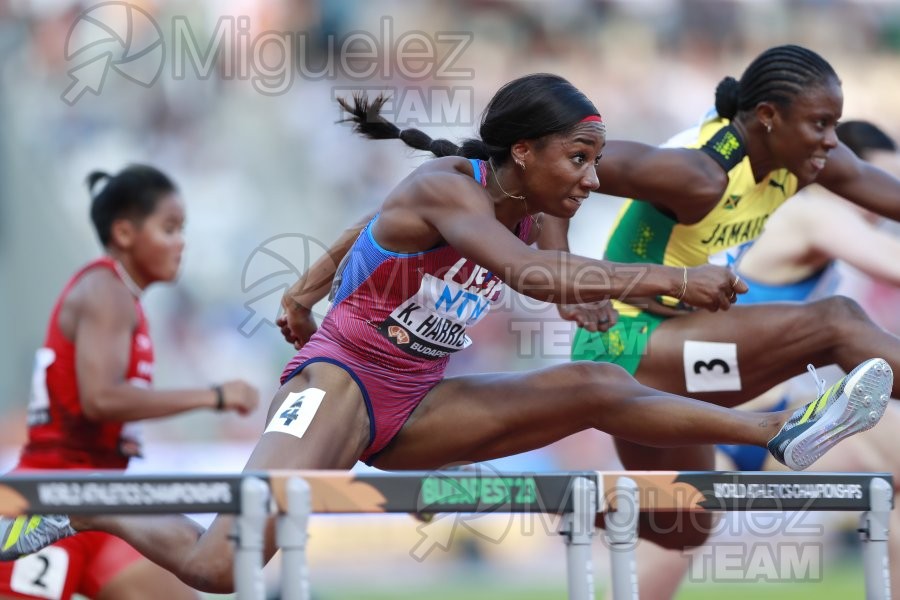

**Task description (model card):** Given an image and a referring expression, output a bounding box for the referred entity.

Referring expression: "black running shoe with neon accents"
[0,515,76,560]
[767,358,893,471]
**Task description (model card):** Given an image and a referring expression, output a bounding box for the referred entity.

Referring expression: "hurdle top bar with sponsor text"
[0,470,890,516]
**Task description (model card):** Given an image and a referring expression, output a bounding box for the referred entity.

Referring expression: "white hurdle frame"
[0,470,891,600]
[863,477,893,600]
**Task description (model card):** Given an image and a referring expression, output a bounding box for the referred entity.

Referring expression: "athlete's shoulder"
[74,262,125,293]
[412,155,477,179]
[405,157,488,208]
[67,264,136,322]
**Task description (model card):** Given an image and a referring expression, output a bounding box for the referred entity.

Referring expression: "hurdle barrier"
[0,470,892,599]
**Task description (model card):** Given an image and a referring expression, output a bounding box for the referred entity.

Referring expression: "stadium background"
[1,0,900,597]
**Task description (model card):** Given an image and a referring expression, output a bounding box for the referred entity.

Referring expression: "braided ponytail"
[338,93,479,158]
[338,74,600,164]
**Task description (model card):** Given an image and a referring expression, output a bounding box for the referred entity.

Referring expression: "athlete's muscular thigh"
[246,362,371,470]
[373,363,622,469]
[634,303,827,407]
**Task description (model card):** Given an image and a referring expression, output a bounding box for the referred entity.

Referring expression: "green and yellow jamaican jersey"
[605,115,798,311]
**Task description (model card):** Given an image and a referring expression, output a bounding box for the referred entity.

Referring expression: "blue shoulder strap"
[468,158,482,182]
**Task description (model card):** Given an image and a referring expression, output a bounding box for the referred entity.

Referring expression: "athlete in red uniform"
[0,165,259,600]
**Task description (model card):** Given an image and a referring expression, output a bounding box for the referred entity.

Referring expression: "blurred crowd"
[1,0,900,476]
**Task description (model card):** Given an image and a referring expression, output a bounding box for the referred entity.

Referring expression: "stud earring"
[766,123,772,134]
[515,159,525,170]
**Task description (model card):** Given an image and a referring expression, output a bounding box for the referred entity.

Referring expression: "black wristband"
[213,385,225,411]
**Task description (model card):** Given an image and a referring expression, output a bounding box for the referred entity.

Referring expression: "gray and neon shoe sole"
[783,358,893,470]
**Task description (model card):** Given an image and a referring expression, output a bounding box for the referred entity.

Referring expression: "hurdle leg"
[604,476,639,600]
[861,477,893,600]
[234,476,270,600]
[560,476,597,600]
[278,477,312,600]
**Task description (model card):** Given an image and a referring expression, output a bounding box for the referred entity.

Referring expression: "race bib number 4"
[683,341,742,392]
[265,389,326,439]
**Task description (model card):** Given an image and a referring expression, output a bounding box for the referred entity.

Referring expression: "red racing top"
[18,257,152,470]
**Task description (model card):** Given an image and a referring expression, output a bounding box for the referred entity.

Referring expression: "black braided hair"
[714,45,838,120]
[338,74,602,165]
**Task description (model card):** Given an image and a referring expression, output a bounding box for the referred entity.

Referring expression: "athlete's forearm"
[532,216,679,303]
[513,250,681,304]
[284,211,375,311]
[84,385,219,422]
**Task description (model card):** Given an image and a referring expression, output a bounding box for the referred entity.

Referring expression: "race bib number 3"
[683,341,742,392]
[265,388,326,439]
[11,546,69,600]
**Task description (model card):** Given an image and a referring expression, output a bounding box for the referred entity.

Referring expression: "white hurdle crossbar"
[0,470,892,599]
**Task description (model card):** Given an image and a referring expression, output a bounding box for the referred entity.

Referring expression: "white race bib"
[683,341,742,392]
[265,389,326,439]
[11,546,69,600]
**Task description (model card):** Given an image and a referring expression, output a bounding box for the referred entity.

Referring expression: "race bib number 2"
[11,546,69,600]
